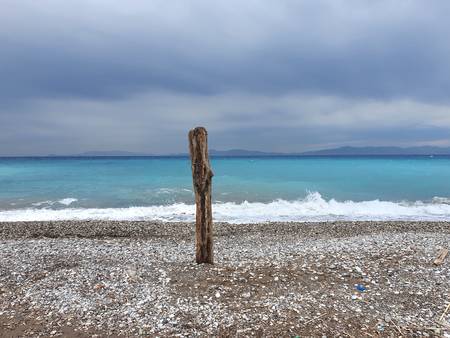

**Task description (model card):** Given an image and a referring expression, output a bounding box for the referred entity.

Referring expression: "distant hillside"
[209,149,282,156]
[207,146,450,156]
[301,146,450,156]
[75,151,152,156]
[47,146,450,157]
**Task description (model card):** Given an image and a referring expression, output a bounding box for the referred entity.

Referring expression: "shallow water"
[1,156,450,222]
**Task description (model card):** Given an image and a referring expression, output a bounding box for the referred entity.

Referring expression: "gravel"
[0,221,449,337]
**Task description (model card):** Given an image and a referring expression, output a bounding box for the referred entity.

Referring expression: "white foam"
[58,198,78,206]
[32,201,55,207]
[432,196,450,204]
[155,188,192,195]
[1,192,450,223]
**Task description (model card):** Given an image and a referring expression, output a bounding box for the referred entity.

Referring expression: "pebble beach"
[0,221,449,337]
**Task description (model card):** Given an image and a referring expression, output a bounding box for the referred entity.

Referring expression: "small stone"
[93,283,105,291]
[354,266,363,274]
[376,323,385,332]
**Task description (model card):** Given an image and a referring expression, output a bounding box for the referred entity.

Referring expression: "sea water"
[1,156,450,223]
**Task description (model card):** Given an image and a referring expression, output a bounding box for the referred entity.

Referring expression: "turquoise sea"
[1,156,450,223]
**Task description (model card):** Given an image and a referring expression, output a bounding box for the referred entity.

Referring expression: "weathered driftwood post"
[188,127,214,264]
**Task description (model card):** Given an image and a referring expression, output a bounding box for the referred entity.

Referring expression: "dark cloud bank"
[1,0,450,155]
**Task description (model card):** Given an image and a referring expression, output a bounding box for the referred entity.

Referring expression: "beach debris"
[439,303,450,322]
[303,313,327,325]
[355,284,366,292]
[433,248,448,266]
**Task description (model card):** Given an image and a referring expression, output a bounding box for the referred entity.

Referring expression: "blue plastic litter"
[356,284,366,292]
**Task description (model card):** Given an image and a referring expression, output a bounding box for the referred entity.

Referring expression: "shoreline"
[1,221,449,336]
[2,191,450,224]
[1,220,450,239]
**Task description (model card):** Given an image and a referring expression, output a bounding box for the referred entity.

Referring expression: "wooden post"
[188,127,214,264]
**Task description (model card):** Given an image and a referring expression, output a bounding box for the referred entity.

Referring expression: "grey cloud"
[1,92,449,155]
[1,0,450,103]
[1,0,450,155]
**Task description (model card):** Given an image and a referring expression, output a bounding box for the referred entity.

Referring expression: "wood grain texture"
[188,127,214,264]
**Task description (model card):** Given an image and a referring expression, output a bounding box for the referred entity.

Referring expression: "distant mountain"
[45,146,450,157]
[209,149,282,156]
[74,151,152,156]
[301,146,450,156]
[168,149,283,157]
[192,146,450,156]
[205,146,450,156]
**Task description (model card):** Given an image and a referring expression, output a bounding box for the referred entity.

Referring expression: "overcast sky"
[1,0,450,155]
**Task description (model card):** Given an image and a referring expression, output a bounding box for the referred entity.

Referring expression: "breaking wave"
[1,192,450,223]
[31,198,78,207]
[58,198,78,206]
